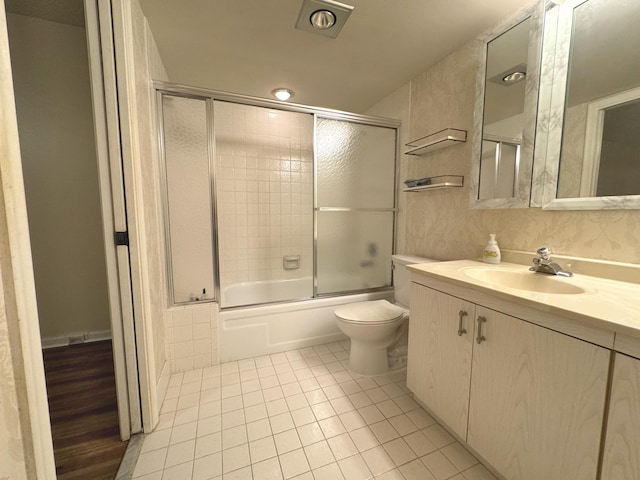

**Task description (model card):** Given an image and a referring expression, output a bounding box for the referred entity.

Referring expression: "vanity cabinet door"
[601,353,640,480]
[407,283,475,438]
[467,307,609,480]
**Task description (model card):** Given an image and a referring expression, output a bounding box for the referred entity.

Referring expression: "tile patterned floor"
[132,341,498,480]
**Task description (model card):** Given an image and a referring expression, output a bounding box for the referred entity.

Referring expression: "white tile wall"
[215,102,314,289]
[167,303,219,372]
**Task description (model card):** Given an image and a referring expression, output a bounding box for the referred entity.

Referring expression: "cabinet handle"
[457,310,468,336]
[476,316,487,344]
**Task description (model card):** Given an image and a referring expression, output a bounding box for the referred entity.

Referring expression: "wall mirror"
[538,0,640,210]
[470,2,545,209]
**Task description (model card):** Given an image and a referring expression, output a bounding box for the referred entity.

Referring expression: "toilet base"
[388,344,408,370]
[339,318,409,376]
[347,339,394,376]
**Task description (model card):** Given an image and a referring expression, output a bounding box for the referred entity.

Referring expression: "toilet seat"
[335,299,405,325]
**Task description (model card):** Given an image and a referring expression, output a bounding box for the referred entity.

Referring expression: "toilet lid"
[335,300,405,324]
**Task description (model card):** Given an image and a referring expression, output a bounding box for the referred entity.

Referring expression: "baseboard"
[41,329,112,349]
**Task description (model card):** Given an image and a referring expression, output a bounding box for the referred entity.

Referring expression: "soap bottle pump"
[483,234,501,264]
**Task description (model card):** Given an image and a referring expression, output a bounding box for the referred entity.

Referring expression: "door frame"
[0,0,152,475]
[580,86,640,197]
[0,1,56,476]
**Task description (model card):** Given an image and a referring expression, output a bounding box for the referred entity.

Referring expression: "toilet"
[334,255,437,376]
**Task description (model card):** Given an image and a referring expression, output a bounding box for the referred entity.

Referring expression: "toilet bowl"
[335,300,407,375]
[334,254,437,376]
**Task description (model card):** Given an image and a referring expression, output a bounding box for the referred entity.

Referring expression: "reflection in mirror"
[479,18,530,200]
[471,3,543,209]
[541,0,640,208]
[480,140,519,198]
[595,98,640,196]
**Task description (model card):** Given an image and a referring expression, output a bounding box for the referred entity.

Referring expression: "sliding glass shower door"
[157,86,398,309]
[315,118,397,295]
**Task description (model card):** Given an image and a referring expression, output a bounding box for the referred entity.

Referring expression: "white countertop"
[408,259,640,339]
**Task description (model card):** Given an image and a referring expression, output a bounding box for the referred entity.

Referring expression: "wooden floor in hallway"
[43,340,128,479]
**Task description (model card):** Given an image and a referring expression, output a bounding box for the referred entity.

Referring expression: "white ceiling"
[138,0,534,113]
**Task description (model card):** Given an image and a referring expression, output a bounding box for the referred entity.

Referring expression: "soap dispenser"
[483,234,501,264]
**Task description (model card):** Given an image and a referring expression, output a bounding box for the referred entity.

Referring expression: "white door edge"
[86,0,143,436]
[110,0,158,431]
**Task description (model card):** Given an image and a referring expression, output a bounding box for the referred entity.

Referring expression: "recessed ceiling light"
[295,0,354,39]
[272,88,294,101]
[502,71,526,84]
[310,10,336,29]
[488,63,528,87]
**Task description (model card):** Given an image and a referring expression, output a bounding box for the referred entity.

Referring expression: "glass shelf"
[405,128,467,156]
[402,175,464,192]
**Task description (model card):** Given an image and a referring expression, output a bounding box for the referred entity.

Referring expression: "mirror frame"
[470,1,545,209]
[536,0,640,210]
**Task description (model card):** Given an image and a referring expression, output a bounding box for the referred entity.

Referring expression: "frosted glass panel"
[316,119,396,208]
[316,211,393,295]
[162,95,215,303]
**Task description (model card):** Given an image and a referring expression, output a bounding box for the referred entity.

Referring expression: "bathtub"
[221,277,314,308]
[219,278,393,361]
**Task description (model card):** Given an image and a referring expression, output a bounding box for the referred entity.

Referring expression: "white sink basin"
[463,267,586,295]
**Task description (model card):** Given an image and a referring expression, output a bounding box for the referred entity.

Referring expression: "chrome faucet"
[530,247,573,277]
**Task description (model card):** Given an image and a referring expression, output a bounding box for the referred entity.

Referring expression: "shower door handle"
[457,310,468,336]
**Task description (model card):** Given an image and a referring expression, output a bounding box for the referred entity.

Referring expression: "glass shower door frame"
[156,91,219,306]
[312,113,400,298]
[154,82,401,308]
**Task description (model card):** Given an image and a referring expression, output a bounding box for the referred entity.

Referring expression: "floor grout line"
[132,341,494,480]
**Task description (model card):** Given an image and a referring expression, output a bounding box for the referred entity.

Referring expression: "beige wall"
[368,40,640,264]
[7,14,111,342]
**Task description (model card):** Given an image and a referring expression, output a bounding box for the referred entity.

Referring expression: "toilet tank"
[392,254,438,307]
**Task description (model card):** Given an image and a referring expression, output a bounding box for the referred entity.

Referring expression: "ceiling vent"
[295,0,355,39]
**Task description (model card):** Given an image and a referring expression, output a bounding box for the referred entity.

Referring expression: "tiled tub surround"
[214,102,314,296]
[166,303,219,373]
[133,341,496,480]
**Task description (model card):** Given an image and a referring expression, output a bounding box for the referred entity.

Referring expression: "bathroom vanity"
[406,255,640,480]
